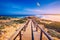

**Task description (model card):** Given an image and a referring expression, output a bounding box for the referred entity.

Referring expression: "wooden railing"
[31,21,34,40]
[8,19,53,40]
[8,20,30,40]
[32,19,53,40]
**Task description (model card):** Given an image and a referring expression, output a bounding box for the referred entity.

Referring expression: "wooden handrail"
[8,20,30,40]
[32,19,53,40]
[8,19,53,40]
[31,22,34,40]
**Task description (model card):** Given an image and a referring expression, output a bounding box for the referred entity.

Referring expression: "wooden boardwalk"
[9,19,53,40]
[22,20,32,40]
[32,22,40,40]
[22,19,40,40]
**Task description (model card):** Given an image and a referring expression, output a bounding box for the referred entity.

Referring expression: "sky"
[0,0,60,16]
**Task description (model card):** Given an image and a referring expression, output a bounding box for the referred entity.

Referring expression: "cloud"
[37,2,40,7]
[43,1,60,12]
[24,1,60,14]
[25,9,43,12]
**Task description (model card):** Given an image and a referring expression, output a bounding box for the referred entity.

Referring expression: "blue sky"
[0,0,60,15]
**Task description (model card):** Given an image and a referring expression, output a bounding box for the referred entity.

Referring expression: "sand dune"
[41,15,60,22]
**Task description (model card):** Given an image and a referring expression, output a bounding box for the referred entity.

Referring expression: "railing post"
[33,21,38,31]
[32,19,53,40]
[23,26,26,31]
[19,31,22,40]
[36,26,38,31]
[40,30,42,40]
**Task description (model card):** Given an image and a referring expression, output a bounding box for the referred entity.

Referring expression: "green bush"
[13,19,26,24]
[19,20,25,23]
[0,16,11,20]
[0,25,5,29]
[36,19,60,32]
[47,29,60,38]
[22,17,27,20]
[36,20,40,24]
[44,22,60,32]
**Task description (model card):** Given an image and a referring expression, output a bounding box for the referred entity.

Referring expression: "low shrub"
[47,29,60,38]
[0,25,5,29]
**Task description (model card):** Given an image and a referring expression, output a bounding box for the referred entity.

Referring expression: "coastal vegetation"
[36,19,60,32]
[13,18,27,24]
[0,16,11,20]
[47,29,60,39]
[0,16,27,40]
[36,19,60,39]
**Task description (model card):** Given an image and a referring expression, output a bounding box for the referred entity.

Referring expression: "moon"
[37,2,40,7]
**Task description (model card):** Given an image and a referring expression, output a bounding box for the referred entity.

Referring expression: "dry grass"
[0,17,26,40]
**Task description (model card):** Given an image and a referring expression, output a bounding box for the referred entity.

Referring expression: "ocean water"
[1,15,30,18]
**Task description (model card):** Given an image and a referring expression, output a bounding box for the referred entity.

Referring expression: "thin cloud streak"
[24,1,60,14]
